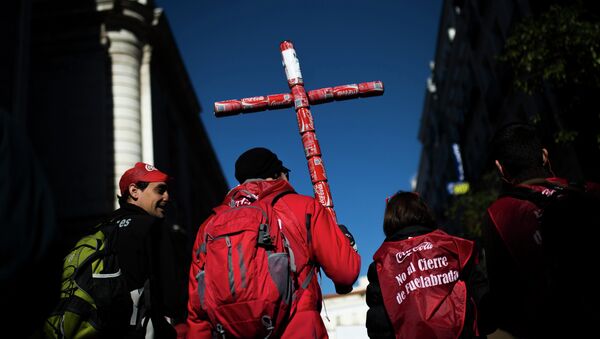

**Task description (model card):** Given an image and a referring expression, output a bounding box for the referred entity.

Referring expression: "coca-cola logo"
[313,182,331,206]
[335,89,358,96]
[242,96,266,103]
[315,185,324,203]
[395,242,433,263]
[268,94,291,106]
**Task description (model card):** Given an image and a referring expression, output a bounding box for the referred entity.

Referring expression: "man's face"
[133,182,169,218]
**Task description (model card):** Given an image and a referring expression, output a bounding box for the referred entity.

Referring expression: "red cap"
[119,162,169,195]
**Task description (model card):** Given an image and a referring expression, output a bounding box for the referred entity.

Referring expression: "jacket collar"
[113,202,150,217]
[385,224,435,242]
[224,179,295,204]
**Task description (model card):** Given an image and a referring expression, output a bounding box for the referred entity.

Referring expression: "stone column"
[106,29,143,207]
[140,44,154,164]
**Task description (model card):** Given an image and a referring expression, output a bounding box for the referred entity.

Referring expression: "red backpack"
[195,189,297,338]
[374,229,475,339]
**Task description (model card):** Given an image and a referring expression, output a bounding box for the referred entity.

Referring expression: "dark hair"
[383,192,435,237]
[117,181,149,207]
[490,122,550,182]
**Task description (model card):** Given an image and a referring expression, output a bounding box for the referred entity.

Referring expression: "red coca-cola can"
[280,40,303,87]
[292,85,309,109]
[308,87,333,104]
[308,156,327,183]
[296,107,314,133]
[241,96,268,112]
[301,132,322,158]
[314,181,333,207]
[214,100,243,116]
[358,81,385,97]
[333,84,360,100]
[267,93,293,109]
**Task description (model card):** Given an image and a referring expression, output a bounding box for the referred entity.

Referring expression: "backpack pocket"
[212,300,275,338]
[268,253,292,304]
[196,271,206,309]
[44,295,100,339]
[92,267,132,332]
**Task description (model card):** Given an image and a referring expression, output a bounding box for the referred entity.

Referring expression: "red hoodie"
[186,179,360,338]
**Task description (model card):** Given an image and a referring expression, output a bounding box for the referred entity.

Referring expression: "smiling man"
[114,162,176,338]
[44,162,177,339]
[118,162,170,218]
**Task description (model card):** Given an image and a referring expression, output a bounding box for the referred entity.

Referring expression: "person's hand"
[338,224,357,251]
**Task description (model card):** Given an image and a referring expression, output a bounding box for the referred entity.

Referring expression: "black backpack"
[502,181,600,334]
[44,219,132,338]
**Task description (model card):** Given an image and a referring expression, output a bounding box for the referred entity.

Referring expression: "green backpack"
[44,220,132,338]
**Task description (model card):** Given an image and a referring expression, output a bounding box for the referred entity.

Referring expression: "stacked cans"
[302,132,321,158]
[267,93,293,108]
[296,108,314,133]
[215,40,386,216]
[241,96,268,111]
[308,87,334,104]
[280,40,334,209]
[280,41,303,87]
[314,181,334,209]
[214,94,295,116]
[214,80,384,116]
[333,84,359,99]
[358,81,384,96]
[306,81,384,105]
[291,85,309,109]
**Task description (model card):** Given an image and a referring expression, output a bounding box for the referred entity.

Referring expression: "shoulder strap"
[500,182,566,208]
[500,186,544,207]
[270,190,295,207]
[92,215,121,234]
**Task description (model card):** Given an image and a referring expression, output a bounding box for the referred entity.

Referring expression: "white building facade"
[320,276,369,339]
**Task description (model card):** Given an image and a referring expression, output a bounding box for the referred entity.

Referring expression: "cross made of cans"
[214,40,384,222]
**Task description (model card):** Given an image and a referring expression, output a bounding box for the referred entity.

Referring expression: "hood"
[223,179,295,205]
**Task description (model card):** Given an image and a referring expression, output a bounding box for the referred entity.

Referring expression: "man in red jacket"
[484,123,600,338]
[186,147,361,338]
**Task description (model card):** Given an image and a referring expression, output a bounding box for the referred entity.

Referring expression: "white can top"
[282,48,303,81]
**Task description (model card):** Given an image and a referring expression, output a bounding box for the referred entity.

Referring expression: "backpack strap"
[305,213,312,246]
[269,190,295,207]
[265,190,317,289]
[257,190,295,249]
[500,181,566,208]
[71,219,119,282]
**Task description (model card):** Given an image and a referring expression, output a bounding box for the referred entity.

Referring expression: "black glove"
[335,283,353,295]
[338,224,357,251]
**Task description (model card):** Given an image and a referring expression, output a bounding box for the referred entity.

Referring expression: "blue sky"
[158,0,442,294]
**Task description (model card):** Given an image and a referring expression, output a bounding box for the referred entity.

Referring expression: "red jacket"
[485,177,600,336]
[186,179,360,338]
[488,177,600,267]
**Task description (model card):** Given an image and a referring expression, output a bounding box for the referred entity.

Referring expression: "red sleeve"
[310,201,361,286]
[586,181,600,193]
[186,217,213,339]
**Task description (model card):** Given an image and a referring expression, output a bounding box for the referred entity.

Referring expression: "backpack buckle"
[257,223,273,248]
[215,323,226,338]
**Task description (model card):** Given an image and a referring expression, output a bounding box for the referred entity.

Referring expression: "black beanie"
[235,147,290,184]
